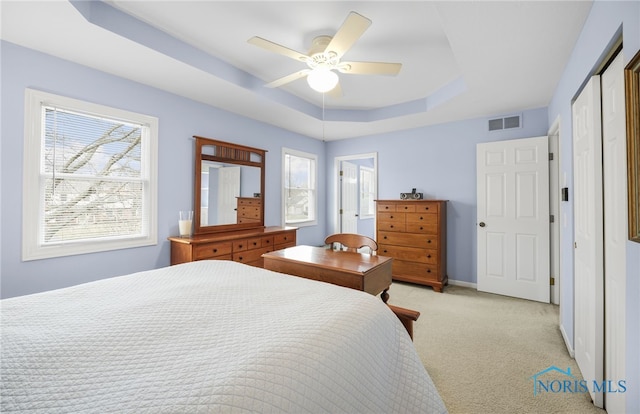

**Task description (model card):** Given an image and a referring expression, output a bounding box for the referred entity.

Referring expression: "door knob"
[479,222,486,227]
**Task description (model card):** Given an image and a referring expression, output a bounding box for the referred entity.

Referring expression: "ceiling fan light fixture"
[307,69,339,93]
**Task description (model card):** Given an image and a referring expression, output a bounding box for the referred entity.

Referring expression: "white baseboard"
[560,323,575,358]
[448,279,477,289]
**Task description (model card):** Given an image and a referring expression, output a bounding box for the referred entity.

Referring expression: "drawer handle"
[428,240,432,244]
[420,227,424,230]
[239,256,243,261]
[390,215,394,219]
[253,242,258,246]
[212,248,218,253]
[420,216,424,220]
[385,206,390,210]
[426,269,431,273]
[390,225,394,228]
[265,240,270,244]
[427,254,431,258]
[404,206,409,210]
[283,236,288,240]
[384,236,388,240]
[238,244,243,249]
[383,250,388,253]
[425,207,430,210]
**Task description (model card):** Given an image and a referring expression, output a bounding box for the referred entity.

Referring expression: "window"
[23,89,158,260]
[359,166,375,218]
[283,148,317,226]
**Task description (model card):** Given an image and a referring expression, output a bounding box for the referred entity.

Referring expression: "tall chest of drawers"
[376,200,447,292]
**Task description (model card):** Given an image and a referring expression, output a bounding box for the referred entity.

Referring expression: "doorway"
[333,153,378,238]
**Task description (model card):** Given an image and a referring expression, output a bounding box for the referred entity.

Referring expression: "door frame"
[548,118,562,306]
[333,152,378,235]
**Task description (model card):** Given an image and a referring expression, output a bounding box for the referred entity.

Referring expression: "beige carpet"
[388,282,606,414]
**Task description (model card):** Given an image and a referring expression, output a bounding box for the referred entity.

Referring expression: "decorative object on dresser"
[169,136,297,267]
[376,199,448,292]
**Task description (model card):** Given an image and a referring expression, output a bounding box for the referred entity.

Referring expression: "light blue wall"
[546,2,640,411]
[326,108,549,285]
[0,41,326,298]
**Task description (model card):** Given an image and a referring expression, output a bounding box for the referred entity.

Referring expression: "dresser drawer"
[246,237,263,250]
[274,232,296,246]
[414,202,439,214]
[233,246,272,264]
[396,204,416,212]
[406,222,438,234]
[392,260,439,281]
[261,236,274,248]
[379,244,438,264]
[194,241,233,260]
[406,212,438,225]
[378,221,406,232]
[377,212,405,222]
[377,203,396,212]
[238,206,261,219]
[378,231,438,248]
[237,198,261,206]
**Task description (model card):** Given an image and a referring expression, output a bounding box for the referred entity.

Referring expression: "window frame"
[282,147,318,227]
[22,88,158,261]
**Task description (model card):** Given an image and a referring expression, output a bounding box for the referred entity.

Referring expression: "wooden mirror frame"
[193,136,266,235]
[625,50,640,243]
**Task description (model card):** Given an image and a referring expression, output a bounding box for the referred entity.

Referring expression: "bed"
[1,260,447,413]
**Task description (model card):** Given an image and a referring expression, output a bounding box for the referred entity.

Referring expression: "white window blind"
[23,89,158,260]
[283,148,317,226]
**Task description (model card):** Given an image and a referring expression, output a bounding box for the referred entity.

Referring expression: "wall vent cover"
[488,114,521,131]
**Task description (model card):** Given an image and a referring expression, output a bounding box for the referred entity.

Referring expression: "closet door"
[572,75,604,408]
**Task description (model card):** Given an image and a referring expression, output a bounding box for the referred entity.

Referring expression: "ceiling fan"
[247,11,402,96]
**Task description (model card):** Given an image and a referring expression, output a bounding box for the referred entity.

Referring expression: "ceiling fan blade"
[325,11,371,59]
[248,36,309,62]
[264,70,310,88]
[338,61,402,75]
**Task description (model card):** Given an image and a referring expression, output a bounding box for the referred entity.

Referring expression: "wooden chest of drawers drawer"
[376,200,447,292]
[393,260,440,282]
[378,244,438,264]
[378,231,439,249]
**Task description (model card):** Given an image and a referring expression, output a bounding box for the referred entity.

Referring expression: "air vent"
[488,114,521,131]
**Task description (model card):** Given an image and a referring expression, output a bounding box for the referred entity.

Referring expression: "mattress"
[1,260,446,413]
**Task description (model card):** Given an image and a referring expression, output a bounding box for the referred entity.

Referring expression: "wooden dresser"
[237,197,262,224]
[169,226,297,268]
[376,200,447,292]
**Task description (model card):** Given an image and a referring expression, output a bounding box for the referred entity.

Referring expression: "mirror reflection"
[200,161,261,226]
[193,136,266,235]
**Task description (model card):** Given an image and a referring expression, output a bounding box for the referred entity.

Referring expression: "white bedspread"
[1,260,446,413]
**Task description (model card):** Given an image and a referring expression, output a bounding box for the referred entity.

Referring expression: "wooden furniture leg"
[387,304,420,340]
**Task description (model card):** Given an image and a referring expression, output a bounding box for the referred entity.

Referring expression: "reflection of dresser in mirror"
[237,197,262,224]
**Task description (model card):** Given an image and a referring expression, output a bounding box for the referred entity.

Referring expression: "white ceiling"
[1,1,593,141]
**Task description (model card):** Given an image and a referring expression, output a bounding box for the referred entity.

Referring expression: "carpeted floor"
[388,282,606,414]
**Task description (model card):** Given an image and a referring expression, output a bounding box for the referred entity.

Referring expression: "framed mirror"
[193,136,266,235]
[625,50,640,243]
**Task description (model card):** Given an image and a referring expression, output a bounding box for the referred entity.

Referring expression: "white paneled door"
[476,136,550,303]
[572,75,604,408]
[601,52,627,413]
[340,161,358,234]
